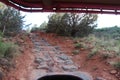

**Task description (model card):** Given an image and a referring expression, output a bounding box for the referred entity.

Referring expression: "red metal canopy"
[1,0,120,14]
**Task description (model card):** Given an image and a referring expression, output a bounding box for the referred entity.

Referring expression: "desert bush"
[31,27,39,32]
[101,54,110,60]
[0,31,3,41]
[88,48,98,59]
[46,13,98,37]
[0,31,3,36]
[113,61,120,70]
[94,26,120,39]
[83,34,120,57]
[74,43,83,49]
[0,42,19,59]
[0,7,25,36]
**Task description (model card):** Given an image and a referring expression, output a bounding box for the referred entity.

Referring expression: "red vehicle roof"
[1,0,120,14]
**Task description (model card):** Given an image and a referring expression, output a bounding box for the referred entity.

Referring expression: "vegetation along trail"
[0,5,120,80]
[2,32,120,80]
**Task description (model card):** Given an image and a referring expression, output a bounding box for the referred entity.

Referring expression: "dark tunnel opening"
[38,75,83,80]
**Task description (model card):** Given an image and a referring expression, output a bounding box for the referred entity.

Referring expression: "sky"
[97,14,120,28]
[22,12,120,29]
[22,12,50,28]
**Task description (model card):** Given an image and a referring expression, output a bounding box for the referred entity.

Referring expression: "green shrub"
[46,13,97,37]
[0,42,19,58]
[88,48,98,59]
[74,43,83,48]
[0,31,3,41]
[113,61,120,70]
[101,54,110,60]
[0,31,3,36]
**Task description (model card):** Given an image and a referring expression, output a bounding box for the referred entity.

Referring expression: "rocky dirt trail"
[4,32,119,80]
[28,33,92,80]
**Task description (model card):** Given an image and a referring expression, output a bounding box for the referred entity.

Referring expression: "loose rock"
[64,60,74,65]
[95,77,106,80]
[34,58,44,64]
[36,64,49,70]
[58,54,70,60]
[62,65,78,71]
[110,69,117,75]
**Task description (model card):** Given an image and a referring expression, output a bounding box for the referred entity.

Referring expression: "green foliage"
[88,48,98,59]
[74,43,83,48]
[0,7,24,36]
[113,61,120,70]
[46,13,98,37]
[0,31,3,36]
[31,27,39,32]
[101,54,110,60]
[39,21,47,30]
[0,42,19,58]
[0,31,3,41]
[31,24,39,32]
[94,26,120,39]
[31,22,48,32]
[81,34,120,59]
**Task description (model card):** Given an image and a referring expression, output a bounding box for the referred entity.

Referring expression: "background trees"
[46,13,98,37]
[0,7,25,36]
[94,26,120,39]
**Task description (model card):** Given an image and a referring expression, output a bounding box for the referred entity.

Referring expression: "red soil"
[4,32,119,80]
[3,34,34,80]
[37,32,118,80]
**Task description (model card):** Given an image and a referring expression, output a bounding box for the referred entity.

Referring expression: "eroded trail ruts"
[28,34,92,80]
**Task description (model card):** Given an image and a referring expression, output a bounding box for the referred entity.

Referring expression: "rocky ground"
[2,32,120,80]
[37,32,120,80]
[28,33,92,80]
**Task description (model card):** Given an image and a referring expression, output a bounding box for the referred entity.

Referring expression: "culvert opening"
[38,75,83,80]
